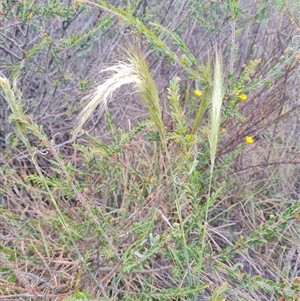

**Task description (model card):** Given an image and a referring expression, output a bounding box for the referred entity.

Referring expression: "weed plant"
[1,1,300,301]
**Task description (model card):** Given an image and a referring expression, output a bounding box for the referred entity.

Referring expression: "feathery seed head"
[72,47,165,145]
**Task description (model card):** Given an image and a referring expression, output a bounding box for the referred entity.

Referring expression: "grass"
[72,46,166,152]
[1,0,300,300]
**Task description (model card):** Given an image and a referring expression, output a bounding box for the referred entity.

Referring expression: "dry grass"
[72,47,165,151]
[1,1,300,300]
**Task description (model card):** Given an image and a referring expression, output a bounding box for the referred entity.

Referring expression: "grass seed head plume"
[210,50,224,171]
[72,47,165,146]
[0,76,28,138]
[0,76,23,116]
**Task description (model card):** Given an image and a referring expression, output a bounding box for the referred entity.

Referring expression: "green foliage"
[168,76,188,135]
[1,0,300,300]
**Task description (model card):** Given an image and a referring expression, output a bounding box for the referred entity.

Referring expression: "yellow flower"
[193,89,202,97]
[238,93,247,101]
[245,136,254,144]
[28,11,33,19]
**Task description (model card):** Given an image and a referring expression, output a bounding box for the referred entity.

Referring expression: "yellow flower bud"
[245,136,254,144]
[193,89,202,97]
[186,134,194,143]
[238,94,247,101]
[180,56,186,64]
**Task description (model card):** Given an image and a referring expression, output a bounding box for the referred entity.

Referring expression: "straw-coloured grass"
[210,50,224,172]
[72,47,166,148]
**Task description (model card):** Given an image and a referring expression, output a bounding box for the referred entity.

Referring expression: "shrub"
[1,1,300,300]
